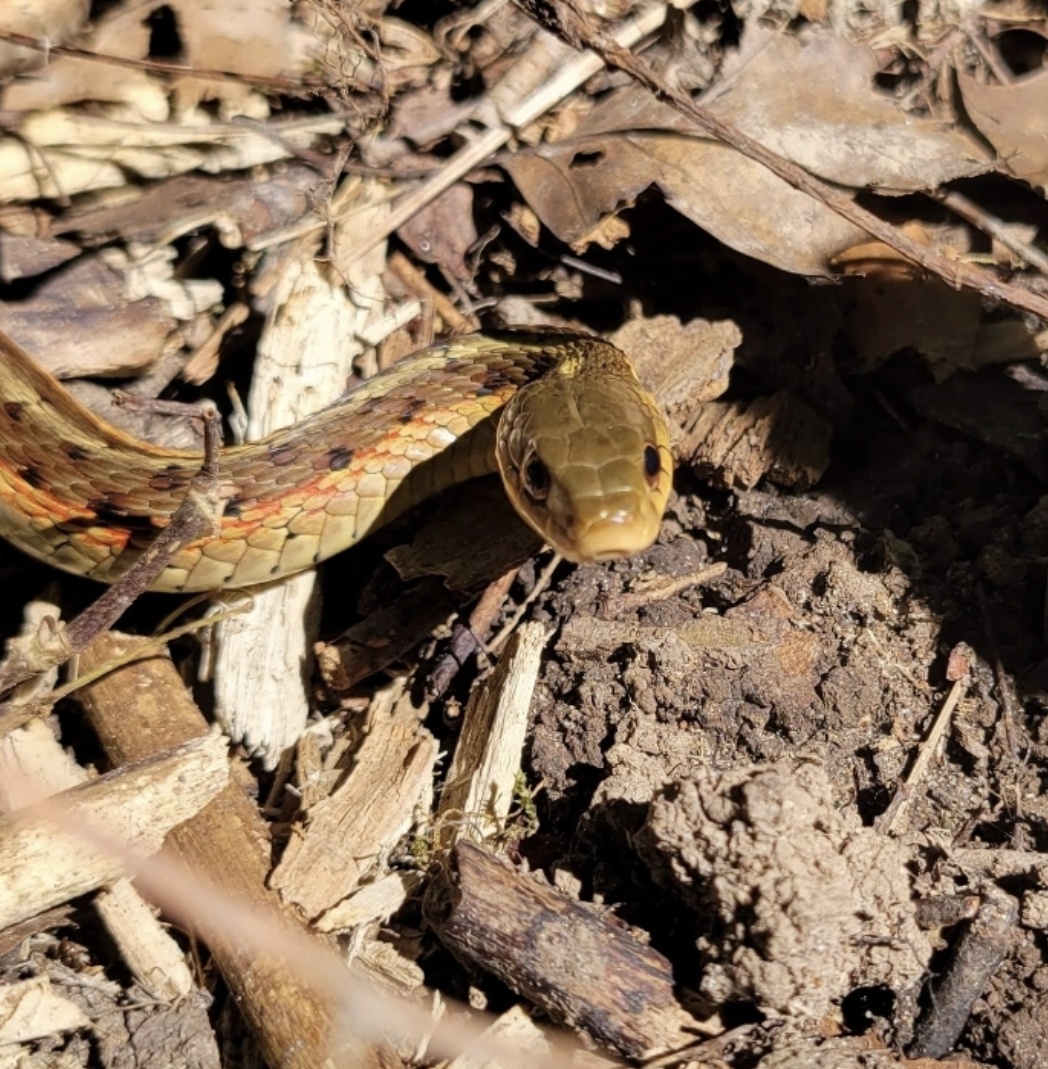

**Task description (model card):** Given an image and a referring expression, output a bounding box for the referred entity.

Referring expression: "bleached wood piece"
[0,974,89,1049]
[1,718,194,1001]
[316,872,420,933]
[437,623,550,845]
[94,880,194,1001]
[0,733,228,930]
[444,1004,550,1069]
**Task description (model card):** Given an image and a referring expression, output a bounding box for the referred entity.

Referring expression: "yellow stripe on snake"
[0,328,672,593]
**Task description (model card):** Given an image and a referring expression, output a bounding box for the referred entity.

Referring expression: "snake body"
[0,328,672,593]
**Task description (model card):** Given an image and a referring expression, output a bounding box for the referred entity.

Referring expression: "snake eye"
[643,444,661,485]
[523,454,550,501]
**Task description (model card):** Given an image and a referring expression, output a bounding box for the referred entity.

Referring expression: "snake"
[0,328,673,593]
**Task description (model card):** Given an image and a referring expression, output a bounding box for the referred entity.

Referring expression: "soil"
[492,211,1048,1067]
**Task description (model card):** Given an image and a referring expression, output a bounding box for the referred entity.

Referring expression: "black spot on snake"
[87,498,129,524]
[18,465,47,490]
[4,402,23,422]
[398,398,426,425]
[326,447,354,471]
[59,441,91,462]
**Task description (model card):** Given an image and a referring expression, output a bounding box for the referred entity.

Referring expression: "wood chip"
[437,622,550,846]
[271,682,438,922]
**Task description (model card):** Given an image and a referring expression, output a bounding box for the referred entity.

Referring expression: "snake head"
[495,347,673,563]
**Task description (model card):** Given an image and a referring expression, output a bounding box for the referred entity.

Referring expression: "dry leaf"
[708,26,990,190]
[958,67,1048,191]
[397,182,477,281]
[504,132,865,274]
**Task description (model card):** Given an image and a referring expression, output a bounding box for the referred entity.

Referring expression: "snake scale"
[0,327,673,593]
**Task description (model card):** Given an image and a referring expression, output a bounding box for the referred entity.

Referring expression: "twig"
[601,562,727,616]
[342,2,683,268]
[181,301,252,385]
[387,250,477,334]
[0,604,250,739]
[933,188,1048,276]
[488,554,563,653]
[0,405,228,707]
[515,0,1048,322]
[427,567,520,699]
[909,886,1018,1059]
[0,29,318,93]
[965,29,1014,88]
[878,647,970,835]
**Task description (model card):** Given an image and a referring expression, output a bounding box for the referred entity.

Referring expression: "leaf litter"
[0,0,1048,1067]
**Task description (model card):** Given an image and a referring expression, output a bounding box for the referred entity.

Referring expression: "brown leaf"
[958,67,1048,191]
[396,182,477,281]
[504,132,866,274]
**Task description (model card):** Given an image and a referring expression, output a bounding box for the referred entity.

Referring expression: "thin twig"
[933,188,1048,276]
[0,406,228,705]
[602,562,727,617]
[0,602,250,737]
[426,567,521,699]
[879,653,970,836]
[342,2,683,268]
[488,554,564,653]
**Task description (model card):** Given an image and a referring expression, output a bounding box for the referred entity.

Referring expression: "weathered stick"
[425,840,698,1059]
[76,633,397,1069]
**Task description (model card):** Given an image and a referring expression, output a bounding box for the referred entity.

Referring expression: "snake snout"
[564,503,663,562]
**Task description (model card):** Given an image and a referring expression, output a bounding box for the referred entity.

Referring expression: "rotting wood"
[316,872,421,934]
[76,632,400,1069]
[910,886,1019,1059]
[686,394,832,491]
[425,840,700,1059]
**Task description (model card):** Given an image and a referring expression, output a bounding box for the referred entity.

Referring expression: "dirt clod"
[638,762,930,1022]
